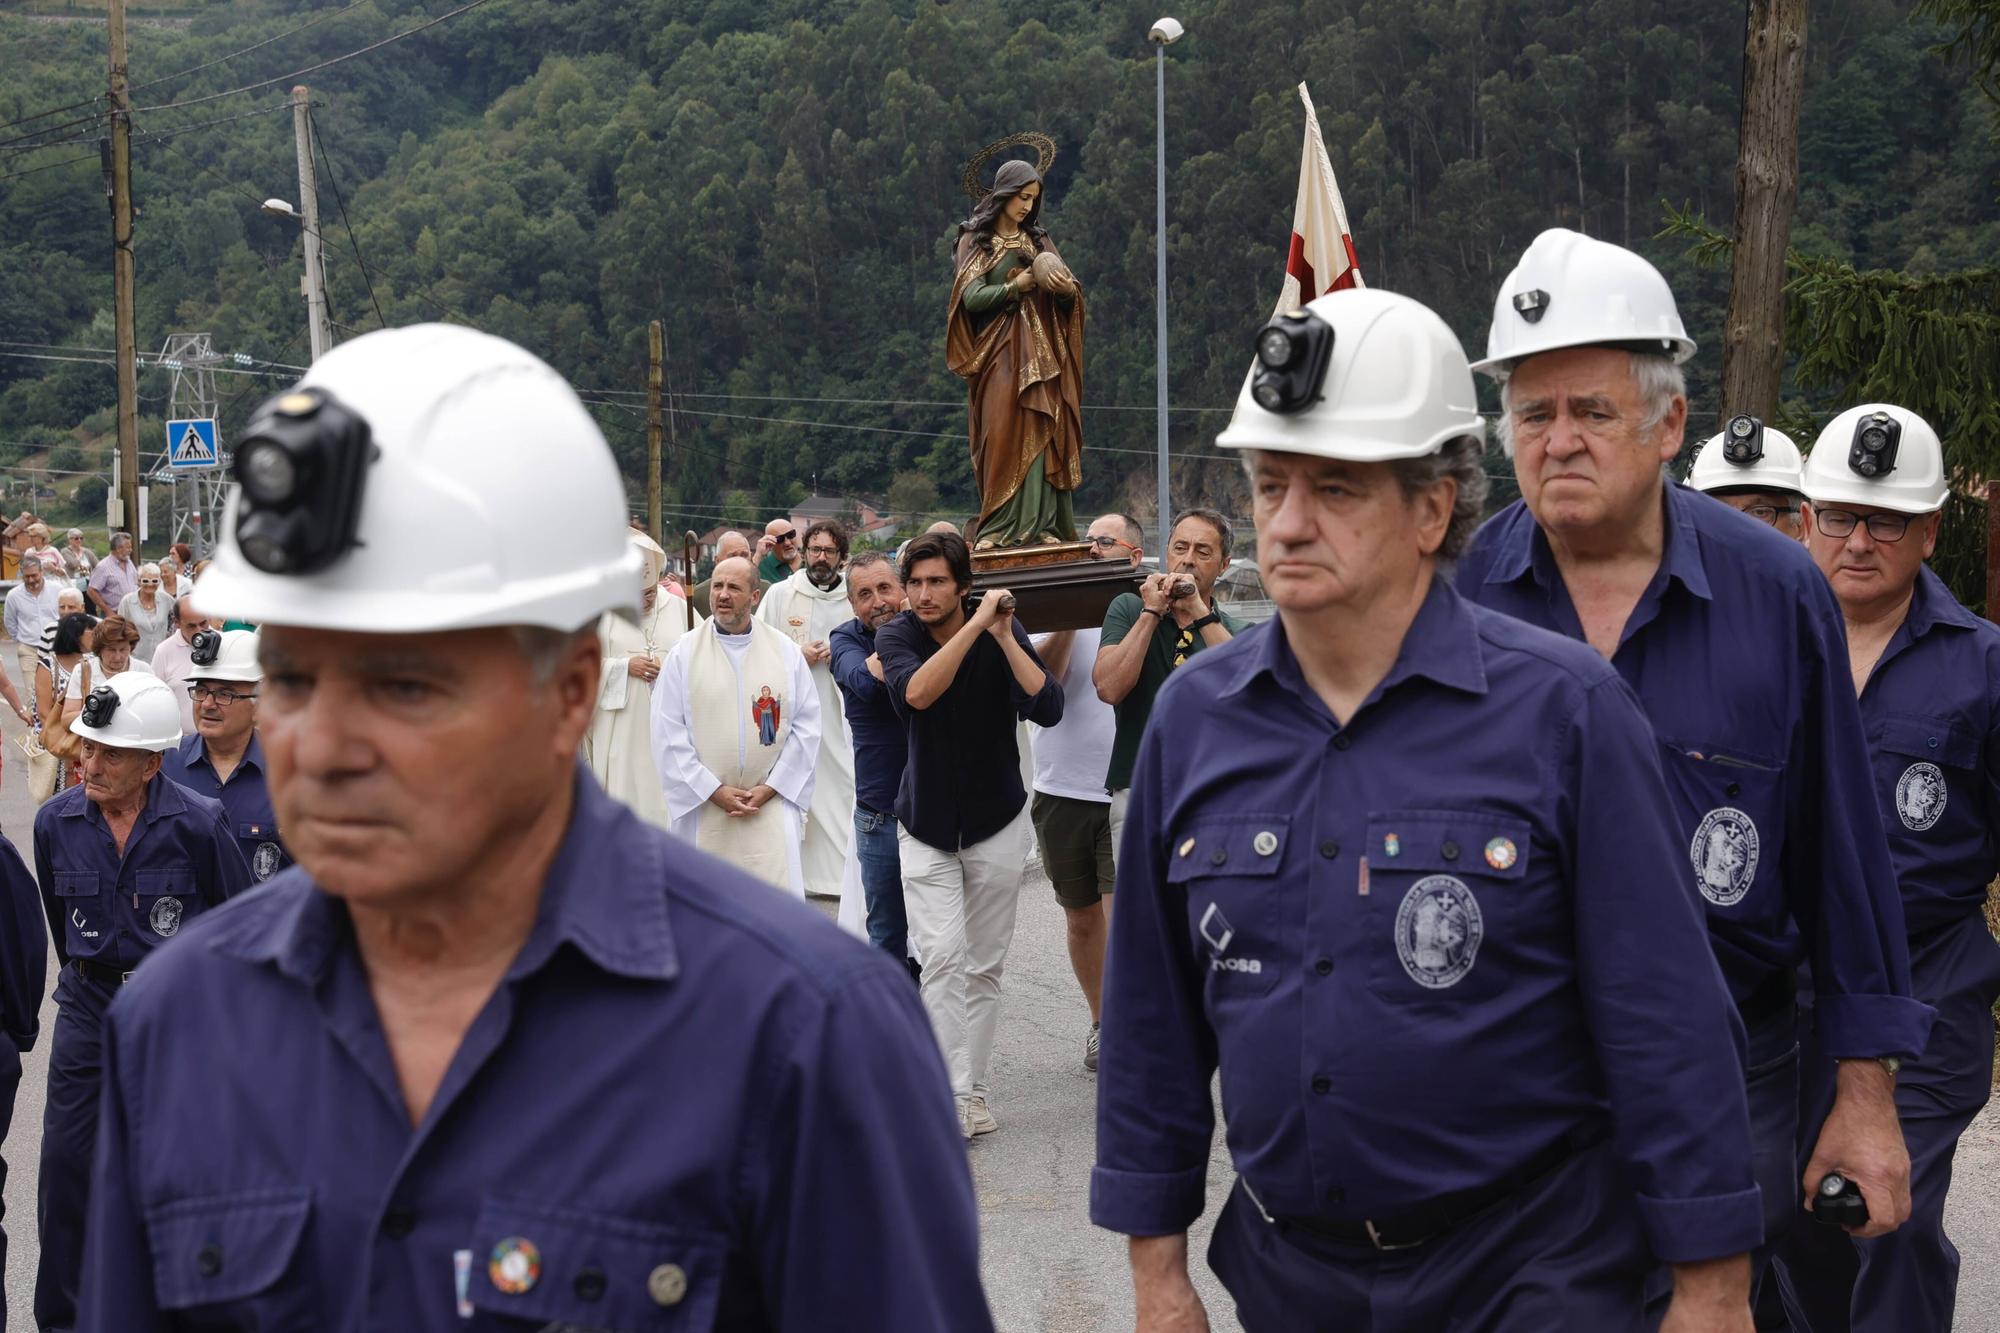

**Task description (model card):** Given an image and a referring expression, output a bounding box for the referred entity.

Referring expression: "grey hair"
[18,555,39,572]
[1390,436,1490,559]
[1101,511,1144,549]
[1495,351,1685,457]
[507,625,595,683]
[109,531,132,551]
[846,550,896,579]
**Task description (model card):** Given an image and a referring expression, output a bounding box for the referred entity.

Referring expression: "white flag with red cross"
[1275,82,1364,313]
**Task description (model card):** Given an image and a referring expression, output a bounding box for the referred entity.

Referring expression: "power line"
[128,0,376,96]
[309,115,384,330]
[0,109,106,154]
[133,0,503,114]
[0,150,99,185]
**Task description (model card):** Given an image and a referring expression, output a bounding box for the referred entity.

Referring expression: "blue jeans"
[852,806,910,966]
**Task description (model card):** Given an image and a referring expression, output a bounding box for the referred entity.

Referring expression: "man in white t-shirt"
[150,594,205,735]
[1029,511,1143,1072]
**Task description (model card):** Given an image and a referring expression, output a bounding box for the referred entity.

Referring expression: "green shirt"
[756,552,793,586]
[1099,593,1246,791]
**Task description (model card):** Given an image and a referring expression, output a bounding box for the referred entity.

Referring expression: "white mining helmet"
[194,324,640,635]
[187,628,262,684]
[1473,228,1696,379]
[69,671,183,753]
[1214,288,1484,462]
[1688,416,1806,497]
[1801,403,1950,515]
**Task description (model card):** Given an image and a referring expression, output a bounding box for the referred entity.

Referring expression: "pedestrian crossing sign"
[165,418,219,469]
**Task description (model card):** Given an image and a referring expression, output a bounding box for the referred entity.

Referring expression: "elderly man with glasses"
[161,629,291,883]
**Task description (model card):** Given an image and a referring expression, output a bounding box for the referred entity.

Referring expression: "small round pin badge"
[1484,837,1518,871]
[1252,830,1278,857]
[488,1237,542,1295]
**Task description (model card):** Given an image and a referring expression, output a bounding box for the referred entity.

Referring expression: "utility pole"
[1722,0,1808,424]
[290,85,331,361]
[647,319,664,541]
[109,0,139,538]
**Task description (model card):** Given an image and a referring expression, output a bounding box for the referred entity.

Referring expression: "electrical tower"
[152,332,231,559]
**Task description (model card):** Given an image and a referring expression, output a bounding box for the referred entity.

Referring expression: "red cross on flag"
[1276,82,1364,313]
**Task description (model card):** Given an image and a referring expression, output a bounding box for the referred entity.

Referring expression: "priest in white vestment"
[754,520,857,899]
[651,556,819,895]
[585,531,697,829]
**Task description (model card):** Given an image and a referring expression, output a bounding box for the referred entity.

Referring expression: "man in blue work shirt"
[1095,288,1762,1330]
[1456,230,1931,1289]
[34,669,250,1331]
[0,830,44,1333]
[877,529,1062,1140]
[161,628,291,883]
[828,550,916,976]
[79,325,990,1332]
[1774,405,2000,1331]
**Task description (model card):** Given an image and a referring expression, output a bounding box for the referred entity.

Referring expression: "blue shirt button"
[1332,734,1352,751]
[1311,1076,1331,1095]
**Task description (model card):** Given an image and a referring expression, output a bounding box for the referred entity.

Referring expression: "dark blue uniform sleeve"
[1010,619,1063,727]
[204,811,255,905]
[81,1004,168,1332]
[33,804,71,969]
[1786,578,1931,1059]
[0,834,45,1052]
[827,625,886,706]
[1090,722,1218,1236]
[1565,674,1763,1263]
[744,963,995,1331]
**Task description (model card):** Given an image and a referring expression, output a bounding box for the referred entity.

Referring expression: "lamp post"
[1148,17,1183,558]
[260,196,332,363]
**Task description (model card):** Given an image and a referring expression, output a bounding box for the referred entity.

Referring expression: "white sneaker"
[1084,1022,1100,1072]
[957,1101,975,1141]
[966,1095,998,1136]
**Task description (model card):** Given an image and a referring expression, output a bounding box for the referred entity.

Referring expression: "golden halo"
[960,132,1057,200]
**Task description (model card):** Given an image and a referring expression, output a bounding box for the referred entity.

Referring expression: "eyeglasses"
[187,685,257,705]
[806,544,842,557]
[1089,535,1138,553]
[1812,508,1914,542]
[1743,505,1800,522]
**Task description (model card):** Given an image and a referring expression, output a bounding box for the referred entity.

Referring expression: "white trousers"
[899,805,1031,1105]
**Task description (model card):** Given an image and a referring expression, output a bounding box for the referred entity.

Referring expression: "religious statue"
[946,133,1086,549]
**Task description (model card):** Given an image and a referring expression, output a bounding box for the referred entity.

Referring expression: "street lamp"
[1149,17,1183,559]
[257,190,329,361]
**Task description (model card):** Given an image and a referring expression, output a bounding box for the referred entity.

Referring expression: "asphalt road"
[0,688,1993,1328]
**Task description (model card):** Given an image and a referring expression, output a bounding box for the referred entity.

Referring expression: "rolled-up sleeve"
[1787,579,1933,1059]
[1090,720,1216,1236]
[875,619,923,721]
[1009,621,1063,727]
[1566,673,1763,1262]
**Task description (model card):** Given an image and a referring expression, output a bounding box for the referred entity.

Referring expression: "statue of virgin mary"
[945,139,1086,548]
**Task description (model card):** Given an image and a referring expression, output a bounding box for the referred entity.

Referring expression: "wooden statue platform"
[970,541,1140,633]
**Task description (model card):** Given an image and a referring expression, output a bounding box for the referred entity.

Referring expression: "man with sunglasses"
[757,518,802,585]
[1775,405,2000,1332]
[162,629,292,883]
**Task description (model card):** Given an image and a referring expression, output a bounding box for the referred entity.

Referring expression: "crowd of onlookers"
[0,519,225,804]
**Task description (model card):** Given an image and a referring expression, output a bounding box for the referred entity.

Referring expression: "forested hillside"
[0,0,1994,537]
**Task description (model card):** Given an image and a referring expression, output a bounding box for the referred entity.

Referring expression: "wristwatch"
[1840,1056,1902,1077]
[1187,611,1221,632]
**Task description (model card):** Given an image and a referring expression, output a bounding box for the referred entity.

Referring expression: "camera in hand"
[1813,1172,1870,1229]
